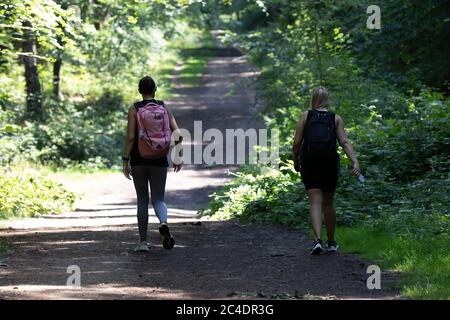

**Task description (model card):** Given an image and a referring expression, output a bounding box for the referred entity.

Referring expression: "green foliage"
[320,0,450,92]
[0,167,76,219]
[0,23,211,168]
[205,0,450,92]
[205,163,310,228]
[338,226,450,300]
[0,0,70,62]
[0,117,42,166]
[35,99,126,166]
[0,96,127,167]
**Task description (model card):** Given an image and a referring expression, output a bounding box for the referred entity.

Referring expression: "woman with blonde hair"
[292,86,360,255]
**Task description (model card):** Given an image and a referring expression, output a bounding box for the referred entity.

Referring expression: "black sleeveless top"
[130,99,169,167]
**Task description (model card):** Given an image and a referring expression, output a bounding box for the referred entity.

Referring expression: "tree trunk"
[53,28,64,100]
[53,5,68,101]
[53,57,63,100]
[21,20,43,120]
[0,44,7,70]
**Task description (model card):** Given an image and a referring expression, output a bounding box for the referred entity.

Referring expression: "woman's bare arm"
[167,107,183,143]
[336,115,360,176]
[292,111,308,171]
[123,107,137,159]
[167,108,180,132]
[166,107,182,172]
[122,106,137,179]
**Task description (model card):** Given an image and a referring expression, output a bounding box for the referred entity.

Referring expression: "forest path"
[0,31,400,300]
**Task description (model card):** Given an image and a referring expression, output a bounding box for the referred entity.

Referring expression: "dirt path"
[0,32,400,300]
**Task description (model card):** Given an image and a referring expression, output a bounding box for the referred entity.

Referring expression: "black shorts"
[300,155,339,193]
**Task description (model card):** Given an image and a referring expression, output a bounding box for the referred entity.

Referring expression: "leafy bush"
[34,98,127,166]
[206,164,309,227]
[0,167,76,219]
[0,121,41,165]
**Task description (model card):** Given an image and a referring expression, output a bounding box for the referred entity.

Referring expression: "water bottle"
[357,173,365,184]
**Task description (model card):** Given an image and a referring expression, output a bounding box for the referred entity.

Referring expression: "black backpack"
[301,109,337,159]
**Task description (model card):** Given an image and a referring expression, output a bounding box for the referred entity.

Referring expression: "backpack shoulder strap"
[328,111,336,129]
[304,109,316,136]
[305,109,315,124]
[144,100,165,110]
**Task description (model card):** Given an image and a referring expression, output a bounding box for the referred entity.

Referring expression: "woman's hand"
[173,163,182,172]
[123,161,132,180]
[351,162,360,177]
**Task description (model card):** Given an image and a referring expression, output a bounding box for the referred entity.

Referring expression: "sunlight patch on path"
[0,285,193,300]
[2,209,200,230]
[1,167,230,230]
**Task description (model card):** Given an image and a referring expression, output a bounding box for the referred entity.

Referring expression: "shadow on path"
[0,221,400,299]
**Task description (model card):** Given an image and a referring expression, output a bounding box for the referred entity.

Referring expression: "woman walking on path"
[292,86,360,255]
[122,76,182,253]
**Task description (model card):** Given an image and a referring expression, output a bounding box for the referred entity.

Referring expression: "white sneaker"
[310,239,324,255]
[327,240,339,253]
[134,241,150,252]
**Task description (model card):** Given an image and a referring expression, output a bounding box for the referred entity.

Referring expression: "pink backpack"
[136,101,172,159]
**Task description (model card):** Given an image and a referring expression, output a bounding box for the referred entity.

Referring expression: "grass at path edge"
[178,30,215,87]
[337,226,449,300]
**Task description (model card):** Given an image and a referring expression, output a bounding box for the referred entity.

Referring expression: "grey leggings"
[131,166,168,242]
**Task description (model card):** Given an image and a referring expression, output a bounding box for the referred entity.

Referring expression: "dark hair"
[138,76,156,95]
